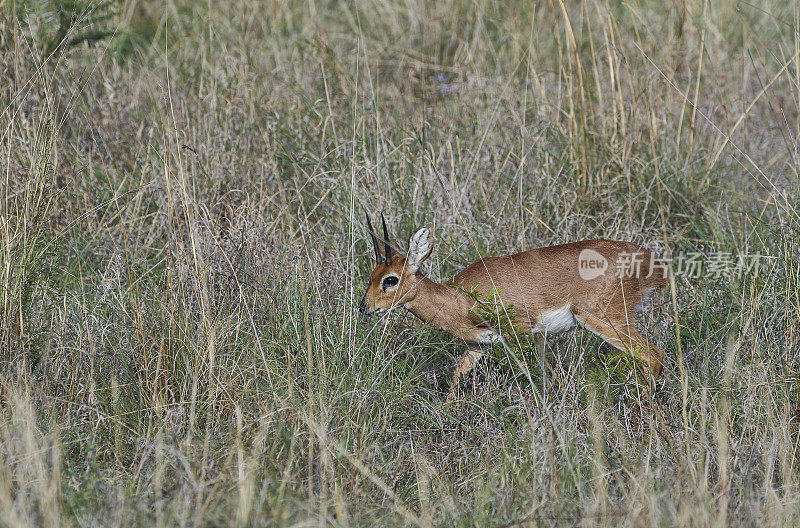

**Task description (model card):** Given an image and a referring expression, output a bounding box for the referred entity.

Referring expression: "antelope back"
[448,239,666,325]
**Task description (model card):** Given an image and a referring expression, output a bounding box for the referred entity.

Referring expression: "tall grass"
[1,0,799,525]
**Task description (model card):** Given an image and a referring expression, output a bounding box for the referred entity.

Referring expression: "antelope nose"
[358,301,367,314]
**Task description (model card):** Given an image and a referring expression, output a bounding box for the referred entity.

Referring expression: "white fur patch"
[531,305,577,335]
[477,329,503,345]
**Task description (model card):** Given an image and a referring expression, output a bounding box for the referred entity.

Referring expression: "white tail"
[359,216,667,400]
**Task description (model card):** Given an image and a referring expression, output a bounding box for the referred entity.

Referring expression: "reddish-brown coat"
[361,225,667,398]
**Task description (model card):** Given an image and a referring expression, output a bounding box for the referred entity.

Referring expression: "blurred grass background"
[1,0,799,525]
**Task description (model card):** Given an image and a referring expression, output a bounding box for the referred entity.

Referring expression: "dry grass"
[1,0,799,525]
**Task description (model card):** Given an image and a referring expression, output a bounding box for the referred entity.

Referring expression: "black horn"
[381,213,392,265]
[366,214,381,263]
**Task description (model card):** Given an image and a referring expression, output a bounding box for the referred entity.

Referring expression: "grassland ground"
[1,0,799,525]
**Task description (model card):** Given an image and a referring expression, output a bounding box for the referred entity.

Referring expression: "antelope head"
[359,214,434,316]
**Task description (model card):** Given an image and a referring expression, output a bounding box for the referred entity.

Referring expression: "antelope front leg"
[446,343,484,402]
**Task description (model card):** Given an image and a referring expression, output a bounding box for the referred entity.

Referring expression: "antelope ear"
[407,227,434,273]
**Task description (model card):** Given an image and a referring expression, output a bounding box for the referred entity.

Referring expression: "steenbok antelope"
[359,215,667,400]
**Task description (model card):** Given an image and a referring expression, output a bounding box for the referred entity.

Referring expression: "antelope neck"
[404,276,472,326]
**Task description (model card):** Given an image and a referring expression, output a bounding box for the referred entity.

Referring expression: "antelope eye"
[382,275,399,289]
